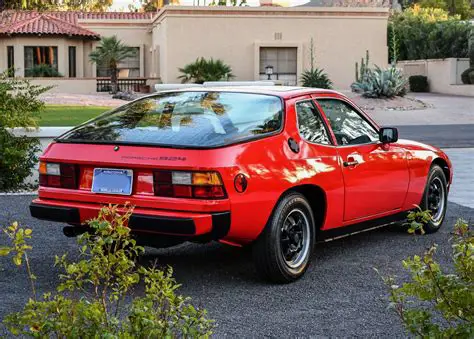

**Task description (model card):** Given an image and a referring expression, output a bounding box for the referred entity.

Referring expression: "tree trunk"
[111,64,118,94]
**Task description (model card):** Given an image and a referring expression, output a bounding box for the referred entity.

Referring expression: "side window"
[317,99,379,146]
[296,101,331,145]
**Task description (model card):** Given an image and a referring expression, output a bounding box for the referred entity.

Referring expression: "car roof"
[163,86,342,99]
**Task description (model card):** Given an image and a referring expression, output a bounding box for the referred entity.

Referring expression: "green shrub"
[25,64,63,77]
[301,38,333,89]
[409,75,429,92]
[0,73,50,191]
[0,130,40,191]
[178,57,234,84]
[461,67,474,84]
[388,6,471,62]
[0,205,214,337]
[300,68,332,89]
[351,65,408,98]
[380,218,474,337]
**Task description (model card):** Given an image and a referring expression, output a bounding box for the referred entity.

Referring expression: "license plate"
[92,168,133,196]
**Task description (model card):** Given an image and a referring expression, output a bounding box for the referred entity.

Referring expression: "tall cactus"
[354,50,370,82]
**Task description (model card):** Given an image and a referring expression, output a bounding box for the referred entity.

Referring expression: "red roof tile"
[78,12,154,20]
[0,11,100,38]
[0,11,154,38]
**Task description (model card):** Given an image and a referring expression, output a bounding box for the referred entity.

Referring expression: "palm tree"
[89,36,137,94]
[178,57,234,84]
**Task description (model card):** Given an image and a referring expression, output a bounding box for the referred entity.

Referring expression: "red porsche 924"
[30,87,452,283]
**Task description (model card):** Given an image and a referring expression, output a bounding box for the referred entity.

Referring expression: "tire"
[420,165,448,234]
[252,192,315,283]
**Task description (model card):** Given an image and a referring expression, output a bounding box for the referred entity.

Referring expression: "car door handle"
[343,160,359,167]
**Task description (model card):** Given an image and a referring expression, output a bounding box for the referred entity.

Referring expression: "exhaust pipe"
[63,226,87,238]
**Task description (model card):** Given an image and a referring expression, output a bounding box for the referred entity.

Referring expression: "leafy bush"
[178,57,234,84]
[0,205,214,337]
[409,75,429,92]
[388,6,471,62]
[0,73,50,191]
[301,69,332,89]
[25,64,63,77]
[351,65,408,98]
[461,67,474,84]
[381,218,474,337]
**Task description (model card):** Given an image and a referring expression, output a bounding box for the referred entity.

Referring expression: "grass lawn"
[38,105,112,127]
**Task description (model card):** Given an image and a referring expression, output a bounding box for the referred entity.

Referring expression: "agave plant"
[351,65,408,98]
[300,68,333,89]
[178,57,234,84]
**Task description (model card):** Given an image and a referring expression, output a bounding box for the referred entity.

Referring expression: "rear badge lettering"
[122,155,187,161]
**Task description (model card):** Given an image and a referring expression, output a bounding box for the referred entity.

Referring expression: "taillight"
[153,170,226,199]
[39,162,78,189]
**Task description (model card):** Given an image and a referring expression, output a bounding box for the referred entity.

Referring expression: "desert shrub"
[0,73,50,191]
[178,57,234,84]
[388,6,471,62]
[0,205,214,337]
[381,218,474,337]
[301,37,333,89]
[25,64,63,77]
[301,68,332,89]
[409,75,429,92]
[351,65,408,98]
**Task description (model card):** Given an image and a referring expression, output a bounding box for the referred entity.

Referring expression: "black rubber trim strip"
[30,203,80,223]
[129,214,196,235]
[211,212,231,239]
[317,211,407,242]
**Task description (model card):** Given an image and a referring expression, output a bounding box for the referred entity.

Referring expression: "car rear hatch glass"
[57,91,283,148]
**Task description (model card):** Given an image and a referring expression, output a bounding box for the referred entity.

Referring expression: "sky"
[111,0,310,10]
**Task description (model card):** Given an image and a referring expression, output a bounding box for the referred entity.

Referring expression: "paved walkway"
[40,93,127,107]
[444,148,474,208]
[367,93,474,126]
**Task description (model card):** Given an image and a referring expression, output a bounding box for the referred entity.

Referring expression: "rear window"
[59,91,283,148]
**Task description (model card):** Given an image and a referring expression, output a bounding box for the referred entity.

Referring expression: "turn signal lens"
[192,172,222,186]
[39,161,47,175]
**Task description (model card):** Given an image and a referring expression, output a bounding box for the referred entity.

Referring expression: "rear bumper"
[30,199,230,239]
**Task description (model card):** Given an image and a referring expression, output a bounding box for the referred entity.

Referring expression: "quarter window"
[317,99,378,146]
[296,101,331,145]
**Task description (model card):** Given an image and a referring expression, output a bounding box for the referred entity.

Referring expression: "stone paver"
[444,148,474,208]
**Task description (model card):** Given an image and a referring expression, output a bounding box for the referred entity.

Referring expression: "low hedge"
[409,75,429,92]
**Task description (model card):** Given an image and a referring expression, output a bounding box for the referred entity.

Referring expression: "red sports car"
[30,87,452,283]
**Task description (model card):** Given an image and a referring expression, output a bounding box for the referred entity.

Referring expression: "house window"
[259,47,297,85]
[96,47,140,78]
[68,46,76,77]
[24,46,58,77]
[7,46,14,77]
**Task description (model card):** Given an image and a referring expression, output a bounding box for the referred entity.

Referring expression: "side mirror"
[379,127,398,144]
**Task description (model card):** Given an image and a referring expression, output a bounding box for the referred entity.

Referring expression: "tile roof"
[0,11,154,38]
[78,12,154,20]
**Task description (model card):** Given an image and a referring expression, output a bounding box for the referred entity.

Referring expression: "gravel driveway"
[0,195,472,337]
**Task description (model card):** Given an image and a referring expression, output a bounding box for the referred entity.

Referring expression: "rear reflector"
[154,170,226,199]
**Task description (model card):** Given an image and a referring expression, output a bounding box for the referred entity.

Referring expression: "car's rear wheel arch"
[263,184,326,232]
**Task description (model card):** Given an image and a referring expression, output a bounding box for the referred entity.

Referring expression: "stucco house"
[0,6,389,92]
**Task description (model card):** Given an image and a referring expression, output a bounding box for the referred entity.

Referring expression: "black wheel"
[252,192,315,283]
[420,165,448,234]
